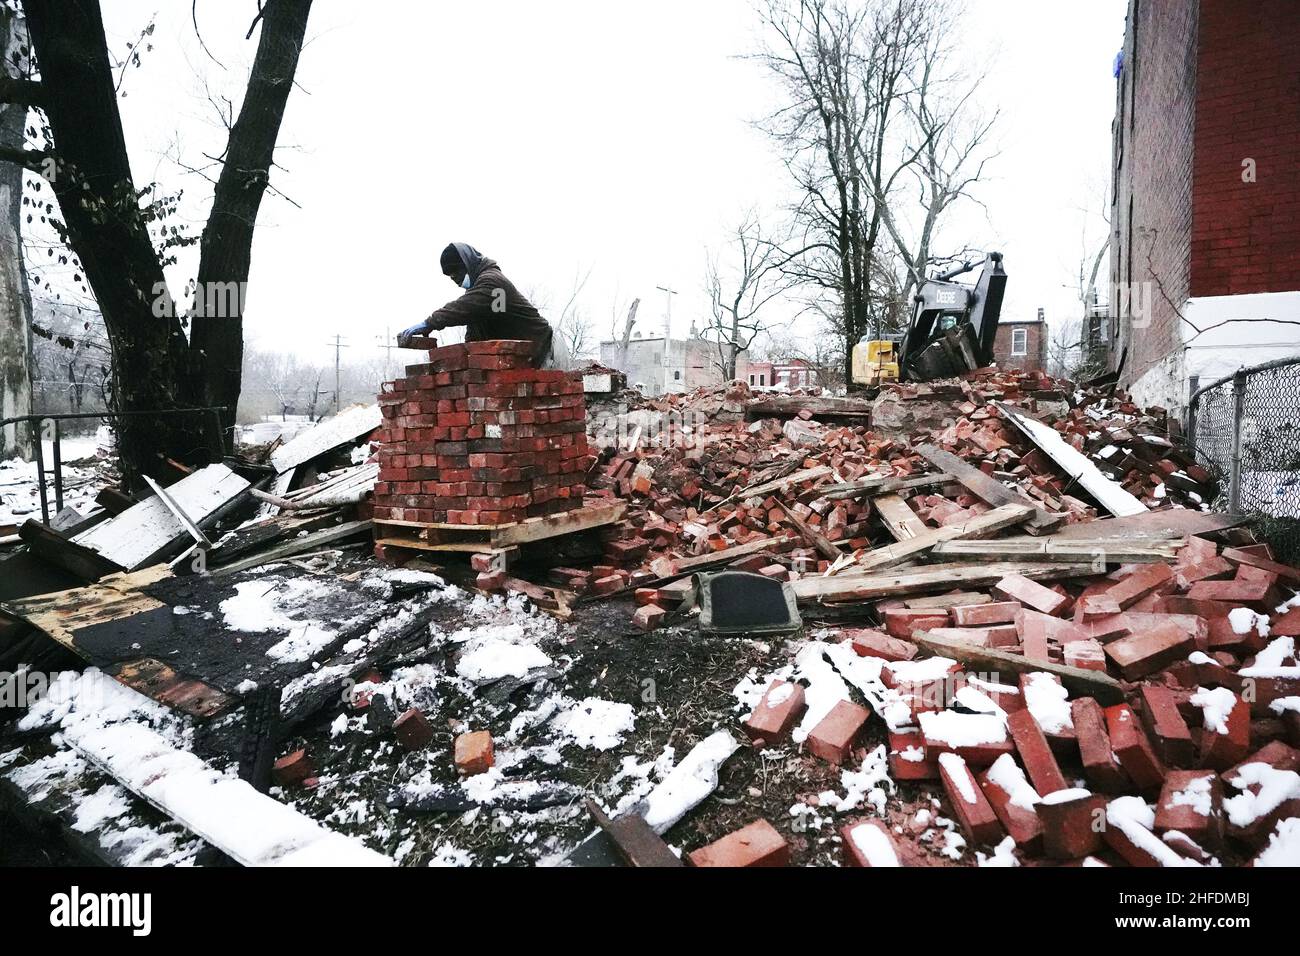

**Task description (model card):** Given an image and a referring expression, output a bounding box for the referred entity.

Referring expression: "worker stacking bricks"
[372,340,589,526]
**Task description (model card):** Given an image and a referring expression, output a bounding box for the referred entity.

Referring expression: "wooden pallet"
[374,499,626,555]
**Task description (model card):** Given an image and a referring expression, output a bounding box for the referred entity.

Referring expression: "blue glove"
[398,322,429,346]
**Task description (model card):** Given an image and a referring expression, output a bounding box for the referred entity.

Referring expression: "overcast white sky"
[92,0,1128,367]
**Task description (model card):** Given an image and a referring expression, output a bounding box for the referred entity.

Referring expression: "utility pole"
[326,334,350,414]
[655,285,677,396]
[376,325,394,382]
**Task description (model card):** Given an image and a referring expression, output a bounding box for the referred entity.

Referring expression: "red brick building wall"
[1191,0,1300,297]
[1110,0,1300,398]
[1109,0,1198,387]
[992,321,1047,373]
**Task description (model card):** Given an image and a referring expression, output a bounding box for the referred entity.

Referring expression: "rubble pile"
[569,368,1217,622]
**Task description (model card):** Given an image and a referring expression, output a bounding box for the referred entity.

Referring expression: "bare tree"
[869,0,998,301]
[1,0,313,486]
[755,0,938,384]
[0,2,33,458]
[702,211,796,380]
[552,264,596,360]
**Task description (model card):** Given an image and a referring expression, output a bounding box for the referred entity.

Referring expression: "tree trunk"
[0,5,33,459]
[23,0,201,485]
[191,0,313,453]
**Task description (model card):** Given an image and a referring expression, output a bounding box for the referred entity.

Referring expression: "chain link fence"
[1188,357,1300,562]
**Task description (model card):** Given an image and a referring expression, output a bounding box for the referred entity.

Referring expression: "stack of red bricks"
[372,340,589,527]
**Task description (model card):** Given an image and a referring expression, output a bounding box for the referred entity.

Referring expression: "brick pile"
[706,538,1300,867]
[372,340,590,528]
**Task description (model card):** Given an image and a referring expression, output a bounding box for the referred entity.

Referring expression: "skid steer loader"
[852,252,1007,386]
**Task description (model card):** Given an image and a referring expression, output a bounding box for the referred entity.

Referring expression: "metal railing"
[1,407,225,525]
[1188,356,1300,559]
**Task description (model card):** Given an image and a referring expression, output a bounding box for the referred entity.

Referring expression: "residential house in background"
[737,357,819,390]
[993,308,1048,373]
[599,329,722,397]
[1108,0,1300,415]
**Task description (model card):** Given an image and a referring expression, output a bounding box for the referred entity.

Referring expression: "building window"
[749,374,755,385]
[673,370,681,381]
[1011,328,1028,356]
[759,374,766,386]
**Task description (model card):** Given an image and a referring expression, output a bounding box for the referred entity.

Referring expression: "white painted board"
[995,402,1148,518]
[73,464,251,569]
[269,404,382,475]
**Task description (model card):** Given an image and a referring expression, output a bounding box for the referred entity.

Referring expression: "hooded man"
[399,242,563,369]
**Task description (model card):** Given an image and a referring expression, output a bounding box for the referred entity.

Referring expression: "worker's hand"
[425,317,446,332]
[397,321,428,347]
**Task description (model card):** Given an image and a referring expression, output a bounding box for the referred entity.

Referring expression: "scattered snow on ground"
[550,697,635,751]
[819,745,894,814]
[641,731,740,834]
[71,783,133,833]
[218,578,338,663]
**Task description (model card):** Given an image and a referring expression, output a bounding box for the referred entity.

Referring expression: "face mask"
[461,273,473,290]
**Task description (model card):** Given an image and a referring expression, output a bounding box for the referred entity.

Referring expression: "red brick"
[1186,577,1276,608]
[978,755,1044,852]
[1037,789,1106,859]
[1071,697,1130,793]
[844,628,917,662]
[743,680,806,745]
[950,601,1020,626]
[272,749,315,787]
[454,730,495,776]
[1006,709,1069,796]
[1190,687,1251,770]
[840,819,902,867]
[938,752,1005,845]
[920,625,1019,648]
[883,607,951,639]
[994,573,1070,615]
[1105,703,1167,791]
[1103,796,1176,866]
[688,819,789,867]
[806,700,871,765]
[632,603,666,632]
[1104,563,1175,609]
[920,710,1014,767]
[393,708,434,751]
[1153,770,1223,848]
[1064,638,1107,671]
[1221,740,1300,782]
[1104,621,1194,680]
[1138,684,1196,766]
[888,728,939,780]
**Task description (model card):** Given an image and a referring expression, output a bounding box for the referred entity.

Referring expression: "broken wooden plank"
[494,501,626,546]
[910,629,1126,705]
[142,475,213,551]
[585,798,683,867]
[813,472,956,502]
[791,560,1099,604]
[1048,509,1243,541]
[853,503,1033,572]
[933,537,1184,564]
[873,493,927,541]
[914,442,1064,535]
[775,500,840,561]
[210,520,373,575]
[674,536,782,572]
[992,403,1148,518]
[17,519,122,583]
[64,713,390,866]
[1,565,173,652]
[72,464,251,571]
[254,468,296,520]
[269,404,382,474]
